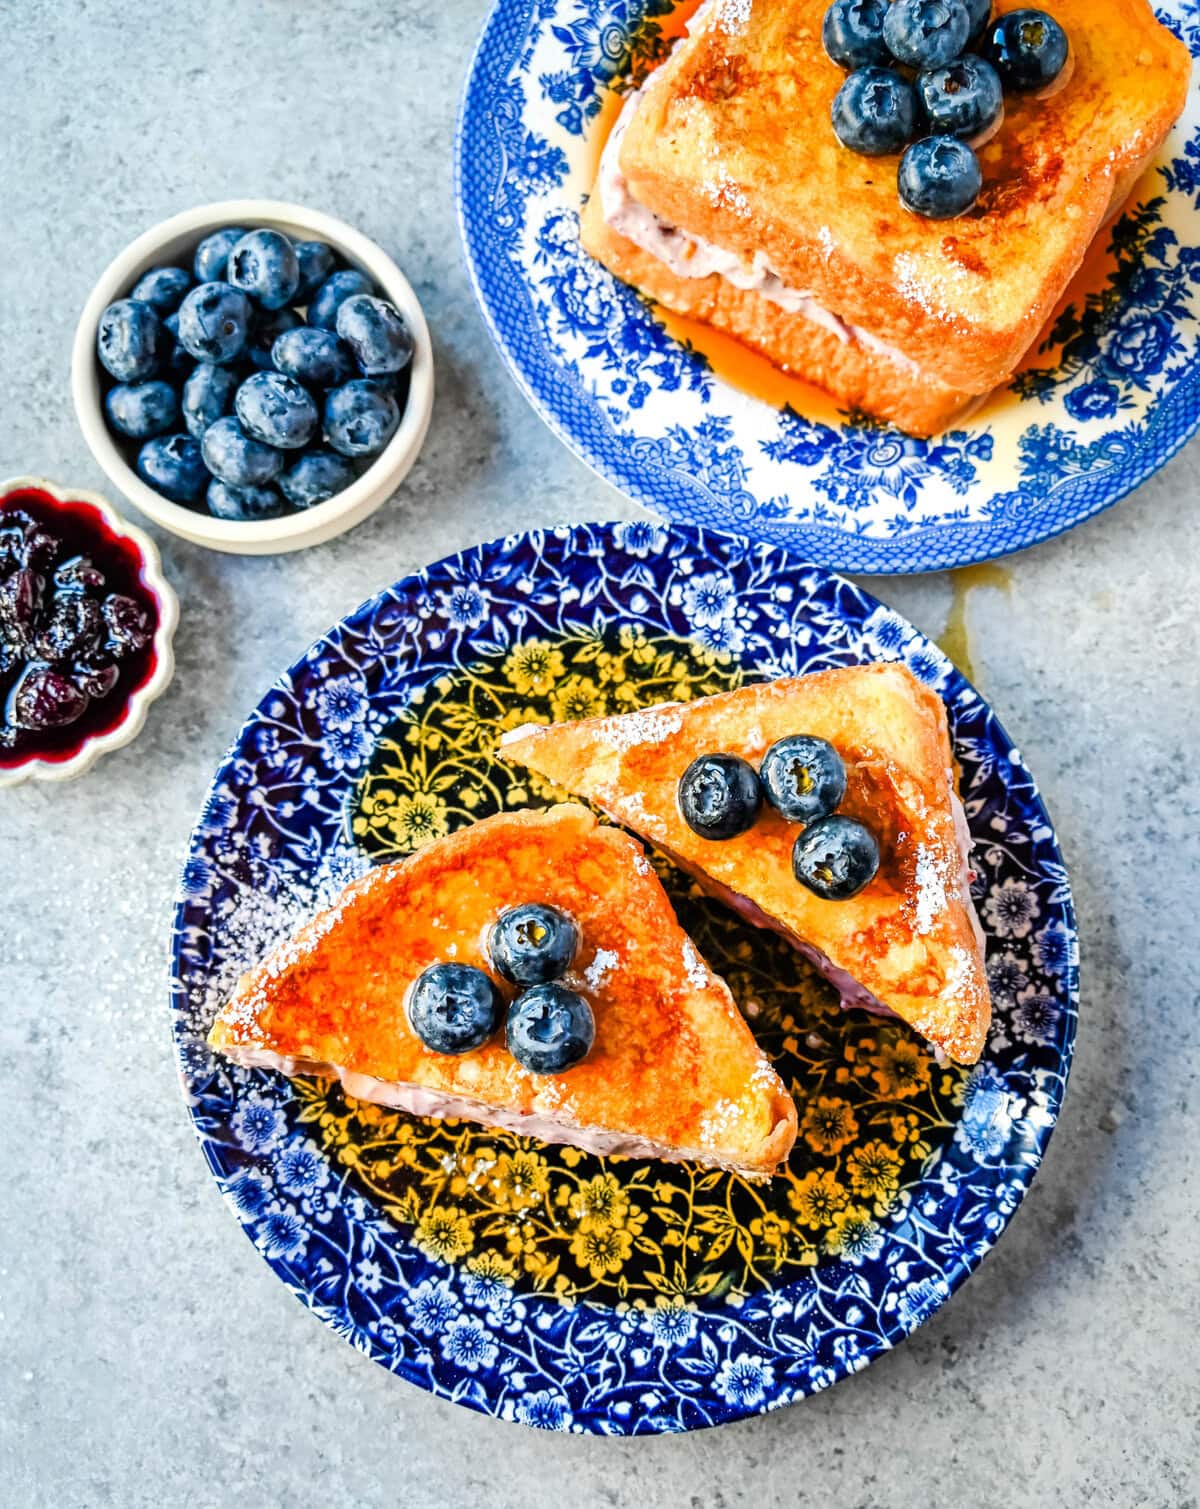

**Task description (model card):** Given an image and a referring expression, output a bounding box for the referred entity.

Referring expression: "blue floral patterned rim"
[170,523,1078,1432]
[455,0,1200,573]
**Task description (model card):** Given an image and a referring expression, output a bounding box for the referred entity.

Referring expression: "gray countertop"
[2,2,1197,1504]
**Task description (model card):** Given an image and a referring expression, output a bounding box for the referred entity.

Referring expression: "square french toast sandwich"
[582,0,1191,435]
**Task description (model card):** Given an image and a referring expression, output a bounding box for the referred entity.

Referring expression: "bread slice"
[208,804,797,1178]
[581,193,976,437]
[502,668,991,1064]
[605,0,1190,398]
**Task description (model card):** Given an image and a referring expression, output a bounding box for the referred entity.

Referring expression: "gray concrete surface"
[1,2,1197,1504]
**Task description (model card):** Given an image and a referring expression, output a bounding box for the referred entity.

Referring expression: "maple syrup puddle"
[938,563,1012,685]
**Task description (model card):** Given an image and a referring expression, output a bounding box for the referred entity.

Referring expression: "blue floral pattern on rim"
[455,0,1200,572]
[171,523,1078,1433]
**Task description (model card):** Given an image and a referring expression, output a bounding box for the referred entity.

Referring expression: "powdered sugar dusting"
[698,1095,744,1146]
[178,841,372,1046]
[944,944,974,1006]
[703,172,751,218]
[613,787,668,841]
[716,0,752,31]
[913,843,952,933]
[596,704,684,752]
[749,1057,779,1089]
[681,939,710,990]
[584,947,619,991]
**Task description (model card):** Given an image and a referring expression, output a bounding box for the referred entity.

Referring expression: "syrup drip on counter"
[938,563,1012,686]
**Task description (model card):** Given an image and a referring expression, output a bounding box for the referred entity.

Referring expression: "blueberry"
[294,240,337,302]
[136,433,208,503]
[899,135,982,218]
[200,415,284,487]
[0,567,44,643]
[206,479,288,522]
[193,227,247,283]
[678,753,761,840]
[983,8,1068,92]
[823,0,890,68]
[272,327,356,388]
[882,0,971,68]
[506,983,595,1075]
[130,265,192,315]
[407,962,503,1055]
[177,282,253,364]
[20,527,58,573]
[227,229,300,310]
[104,380,179,439]
[234,371,319,450]
[324,379,401,458]
[0,525,26,576]
[279,450,358,509]
[0,636,19,679]
[917,54,1003,140]
[760,735,847,824]
[964,0,991,45]
[245,306,303,372]
[97,299,163,382]
[7,665,89,731]
[335,295,414,377]
[54,556,105,593]
[792,814,880,900]
[181,362,239,437]
[102,593,152,655]
[34,594,103,662]
[832,67,918,156]
[161,313,195,382]
[73,660,120,699]
[489,903,580,986]
[308,269,373,330]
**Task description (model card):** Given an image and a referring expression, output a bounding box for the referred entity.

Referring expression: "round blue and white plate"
[456,0,1200,573]
[171,523,1078,1433]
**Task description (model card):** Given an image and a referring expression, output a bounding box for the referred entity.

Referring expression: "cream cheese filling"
[216,1045,786,1176]
[597,86,925,377]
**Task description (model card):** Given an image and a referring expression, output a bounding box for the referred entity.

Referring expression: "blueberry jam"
[0,487,159,768]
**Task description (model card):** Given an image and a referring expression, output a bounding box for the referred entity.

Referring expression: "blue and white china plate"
[171,524,1078,1433]
[456,0,1200,573]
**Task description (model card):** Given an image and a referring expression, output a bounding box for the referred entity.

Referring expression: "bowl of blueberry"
[72,200,434,554]
[0,476,178,786]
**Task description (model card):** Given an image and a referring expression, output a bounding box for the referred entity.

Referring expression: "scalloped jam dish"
[0,483,162,771]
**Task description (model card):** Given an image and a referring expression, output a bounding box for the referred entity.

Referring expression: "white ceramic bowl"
[71,199,434,555]
[0,476,178,787]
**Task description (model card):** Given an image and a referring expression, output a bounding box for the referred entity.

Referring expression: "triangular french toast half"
[208,804,797,1177]
[501,667,990,1064]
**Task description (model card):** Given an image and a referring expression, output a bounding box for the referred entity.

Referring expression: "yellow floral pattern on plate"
[319,625,968,1305]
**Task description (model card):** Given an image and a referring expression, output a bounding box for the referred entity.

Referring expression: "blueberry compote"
[0,487,159,768]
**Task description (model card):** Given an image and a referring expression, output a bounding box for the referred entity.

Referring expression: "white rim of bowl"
[70,199,434,553]
[0,475,179,787]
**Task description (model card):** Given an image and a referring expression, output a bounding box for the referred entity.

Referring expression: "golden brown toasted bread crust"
[580,193,977,436]
[616,0,1191,392]
[502,668,992,1064]
[209,804,797,1176]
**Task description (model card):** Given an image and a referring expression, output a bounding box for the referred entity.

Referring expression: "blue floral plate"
[456,0,1200,573]
[171,523,1078,1432]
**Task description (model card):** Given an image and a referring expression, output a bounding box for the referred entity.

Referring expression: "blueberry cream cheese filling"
[597,85,926,375]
